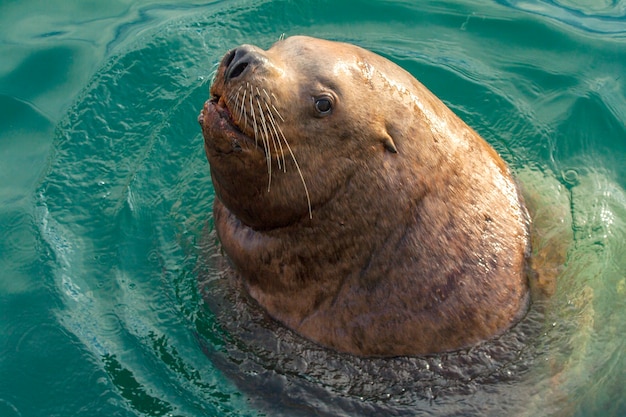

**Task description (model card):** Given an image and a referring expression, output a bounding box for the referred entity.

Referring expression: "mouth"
[209,93,238,129]
[199,92,255,145]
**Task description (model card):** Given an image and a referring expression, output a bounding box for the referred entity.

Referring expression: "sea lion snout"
[221,45,267,83]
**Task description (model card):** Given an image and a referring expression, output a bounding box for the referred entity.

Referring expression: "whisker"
[262,88,272,103]
[248,85,272,190]
[231,88,252,151]
[275,122,312,219]
[249,87,257,139]
[240,87,249,142]
[223,81,312,218]
[207,62,220,86]
[257,101,275,191]
[263,89,287,170]
[232,85,244,123]
[271,93,285,122]
[265,101,287,172]
[257,88,283,172]
[255,89,272,150]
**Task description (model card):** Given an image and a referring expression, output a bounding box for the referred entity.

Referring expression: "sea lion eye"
[314,96,333,115]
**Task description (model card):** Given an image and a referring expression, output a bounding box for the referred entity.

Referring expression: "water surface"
[1,1,625,416]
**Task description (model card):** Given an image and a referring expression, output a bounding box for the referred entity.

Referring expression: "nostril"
[229,62,248,79]
[223,49,236,69]
[223,46,260,81]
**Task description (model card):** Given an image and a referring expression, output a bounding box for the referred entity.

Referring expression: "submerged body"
[199,36,530,356]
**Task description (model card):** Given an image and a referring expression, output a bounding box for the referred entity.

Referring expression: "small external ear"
[382,132,398,154]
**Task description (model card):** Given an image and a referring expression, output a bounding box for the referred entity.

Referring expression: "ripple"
[15,323,68,355]
[562,169,580,186]
[0,210,37,266]
[498,0,626,34]
[99,312,124,336]
[0,399,22,417]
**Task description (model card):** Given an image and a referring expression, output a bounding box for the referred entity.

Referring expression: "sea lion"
[198,35,531,357]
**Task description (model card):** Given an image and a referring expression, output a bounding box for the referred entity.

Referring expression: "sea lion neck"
[212,192,397,326]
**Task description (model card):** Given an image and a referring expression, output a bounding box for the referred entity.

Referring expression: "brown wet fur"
[199,36,531,357]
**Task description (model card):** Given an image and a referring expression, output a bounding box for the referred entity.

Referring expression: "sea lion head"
[199,36,530,357]
[199,36,418,230]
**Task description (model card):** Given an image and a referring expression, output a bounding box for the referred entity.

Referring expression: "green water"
[1,1,625,416]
